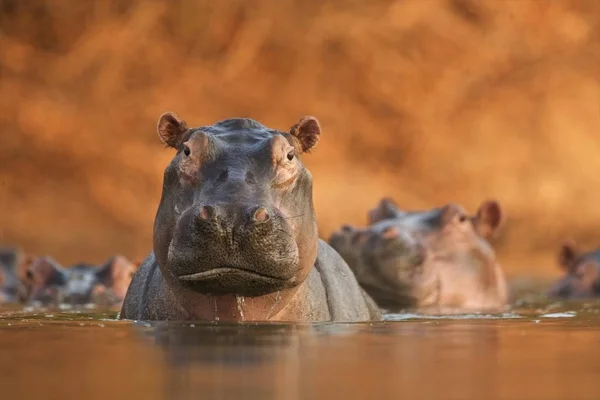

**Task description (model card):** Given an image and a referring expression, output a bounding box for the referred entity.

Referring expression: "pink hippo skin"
[329,199,509,314]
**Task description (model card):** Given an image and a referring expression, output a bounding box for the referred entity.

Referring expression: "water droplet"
[236,295,245,321]
[213,298,220,321]
[267,291,282,319]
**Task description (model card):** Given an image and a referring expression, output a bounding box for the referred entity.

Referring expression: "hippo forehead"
[190,118,286,149]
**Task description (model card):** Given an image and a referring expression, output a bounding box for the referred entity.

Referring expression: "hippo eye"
[458,214,468,223]
[286,150,295,161]
[183,146,191,157]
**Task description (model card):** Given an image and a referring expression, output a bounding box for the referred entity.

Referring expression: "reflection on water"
[1,300,600,400]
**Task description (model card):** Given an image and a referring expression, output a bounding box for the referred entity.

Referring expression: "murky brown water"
[1,298,600,400]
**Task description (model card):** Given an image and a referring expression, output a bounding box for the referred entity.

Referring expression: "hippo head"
[0,248,29,304]
[329,222,422,309]
[153,112,321,307]
[26,255,137,306]
[342,199,504,310]
[547,241,600,299]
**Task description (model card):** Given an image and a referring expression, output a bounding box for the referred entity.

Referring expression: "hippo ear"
[558,239,579,271]
[474,200,503,239]
[157,112,189,148]
[289,116,321,153]
[368,198,403,225]
[26,257,65,286]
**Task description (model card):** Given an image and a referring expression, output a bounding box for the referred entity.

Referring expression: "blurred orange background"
[1,0,599,283]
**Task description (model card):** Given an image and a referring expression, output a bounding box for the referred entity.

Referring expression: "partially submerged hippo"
[120,113,381,322]
[547,240,600,299]
[25,255,137,307]
[0,248,29,303]
[329,198,508,314]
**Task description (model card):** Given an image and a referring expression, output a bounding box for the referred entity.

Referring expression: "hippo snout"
[167,202,300,297]
[363,225,426,282]
[196,204,273,228]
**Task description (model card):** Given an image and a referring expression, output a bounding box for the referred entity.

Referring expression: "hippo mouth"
[179,267,289,282]
[177,267,295,296]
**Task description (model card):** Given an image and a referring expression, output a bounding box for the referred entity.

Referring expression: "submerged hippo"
[120,112,381,322]
[547,240,600,299]
[329,198,508,314]
[25,255,137,307]
[0,248,29,303]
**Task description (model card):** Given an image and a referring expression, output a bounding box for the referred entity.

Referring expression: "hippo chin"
[120,113,381,322]
[547,240,600,299]
[330,198,509,314]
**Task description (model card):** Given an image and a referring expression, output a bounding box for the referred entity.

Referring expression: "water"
[1,299,600,400]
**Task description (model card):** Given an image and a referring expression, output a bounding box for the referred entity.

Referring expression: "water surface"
[1,298,599,400]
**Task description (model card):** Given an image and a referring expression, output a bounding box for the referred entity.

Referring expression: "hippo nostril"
[199,205,217,221]
[381,226,400,240]
[252,207,270,223]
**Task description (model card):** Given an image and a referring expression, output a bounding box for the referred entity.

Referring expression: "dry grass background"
[1,0,599,283]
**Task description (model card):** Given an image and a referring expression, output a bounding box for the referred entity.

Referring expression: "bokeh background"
[1,0,599,285]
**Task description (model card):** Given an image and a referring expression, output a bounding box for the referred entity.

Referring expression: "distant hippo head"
[26,255,138,306]
[153,113,321,301]
[333,198,507,312]
[547,240,600,299]
[328,223,422,309]
[0,248,30,304]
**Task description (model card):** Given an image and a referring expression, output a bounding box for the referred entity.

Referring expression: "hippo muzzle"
[167,202,300,297]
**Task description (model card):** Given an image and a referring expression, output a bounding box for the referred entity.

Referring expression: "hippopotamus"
[120,112,381,322]
[329,198,508,314]
[0,248,29,303]
[547,240,600,299]
[25,255,138,307]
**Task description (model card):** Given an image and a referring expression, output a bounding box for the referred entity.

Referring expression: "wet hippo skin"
[120,113,381,322]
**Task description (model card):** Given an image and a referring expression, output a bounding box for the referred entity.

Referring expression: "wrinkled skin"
[0,248,29,303]
[547,241,600,299]
[120,113,381,322]
[329,199,508,314]
[25,255,138,307]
